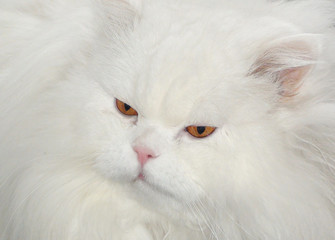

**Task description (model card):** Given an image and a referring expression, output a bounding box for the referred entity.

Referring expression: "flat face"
[89,1,289,221]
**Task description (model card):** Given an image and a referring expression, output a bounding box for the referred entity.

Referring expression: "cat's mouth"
[131,174,205,225]
[137,172,145,180]
[133,173,179,201]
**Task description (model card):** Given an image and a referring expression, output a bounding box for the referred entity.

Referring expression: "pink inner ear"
[278,65,311,97]
[249,34,320,99]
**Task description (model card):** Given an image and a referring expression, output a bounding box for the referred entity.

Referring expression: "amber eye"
[116,99,138,116]
[186,126,216,138]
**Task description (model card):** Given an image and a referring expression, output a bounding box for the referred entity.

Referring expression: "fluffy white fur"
[1,0,335,239]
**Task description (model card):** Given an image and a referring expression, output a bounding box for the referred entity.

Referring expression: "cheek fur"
[92,115,140,182]
[95,143,139,182]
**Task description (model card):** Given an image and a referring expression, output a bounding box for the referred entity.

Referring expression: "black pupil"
[197,126,206,135]
[124,103,131,111]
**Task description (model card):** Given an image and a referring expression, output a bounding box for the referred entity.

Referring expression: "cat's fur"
[1,0,335,239]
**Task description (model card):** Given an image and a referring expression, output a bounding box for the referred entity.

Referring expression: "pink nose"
[133,146,157,167]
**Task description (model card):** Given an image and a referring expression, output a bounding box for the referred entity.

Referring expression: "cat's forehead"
[111,33,246,127]
[101,3,287,127]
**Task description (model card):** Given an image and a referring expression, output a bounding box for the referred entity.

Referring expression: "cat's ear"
[249,34,321,97]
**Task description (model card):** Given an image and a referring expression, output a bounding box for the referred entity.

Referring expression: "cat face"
[88,0,318,223]
[93,32,244,215]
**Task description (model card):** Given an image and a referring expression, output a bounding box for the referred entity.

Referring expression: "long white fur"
[1,0,335,239]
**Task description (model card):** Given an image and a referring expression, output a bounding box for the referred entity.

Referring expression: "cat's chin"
[129,177,212,229]
[133,176,179,201]
[128,176,191,216]
[130,182,186,221]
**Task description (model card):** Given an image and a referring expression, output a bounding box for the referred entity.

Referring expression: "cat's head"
[85,0,327,226]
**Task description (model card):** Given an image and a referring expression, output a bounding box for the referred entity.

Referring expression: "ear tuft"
[249,34,321,97]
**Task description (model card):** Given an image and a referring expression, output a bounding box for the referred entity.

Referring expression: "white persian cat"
[1,0,335,239]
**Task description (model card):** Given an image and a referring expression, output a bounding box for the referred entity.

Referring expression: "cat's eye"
[116,99,138,116]
[186,126,216,138]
